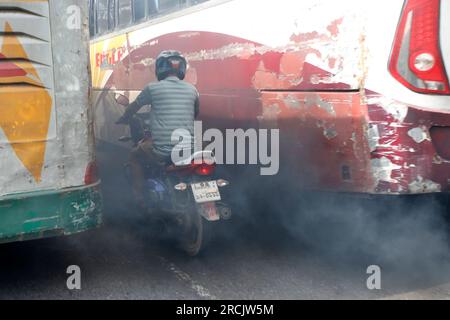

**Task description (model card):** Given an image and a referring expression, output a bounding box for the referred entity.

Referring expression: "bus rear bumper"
[260,90,450,195]
[366,92,450,195]
[0,182,103,244]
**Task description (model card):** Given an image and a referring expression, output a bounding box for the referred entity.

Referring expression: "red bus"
[89,0,450,199]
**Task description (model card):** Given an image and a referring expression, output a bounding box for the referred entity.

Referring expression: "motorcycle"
[116,96,232,256]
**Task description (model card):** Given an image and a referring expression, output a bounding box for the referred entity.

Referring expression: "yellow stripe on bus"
[0,22,52,182]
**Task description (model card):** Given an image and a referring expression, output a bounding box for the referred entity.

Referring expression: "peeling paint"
[306,94,336,116]
[408,127,430,143]
[371,156,401,184]
[327,17,344,38]
[317,98,336,116]
[310,74,337,85]
[367,124,380,152]
[258,103,281,129]
[284,94,301,109]
[408,176,441,193]
[261,103,281,120]
[433,155,450,164]
[316,120,338,140]
[323,127,338,140]
[367,96,409,122]
[70,198,97,226]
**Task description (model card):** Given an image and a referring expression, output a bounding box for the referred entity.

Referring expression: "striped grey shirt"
[130,76,200,157]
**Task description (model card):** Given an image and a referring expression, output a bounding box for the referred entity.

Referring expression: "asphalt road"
[2,149,450,300]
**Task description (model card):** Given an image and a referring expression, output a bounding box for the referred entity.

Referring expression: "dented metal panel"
[260,91,373,193]
[366,89,450,194]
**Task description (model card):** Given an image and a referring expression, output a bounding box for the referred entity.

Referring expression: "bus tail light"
[85,161,100,185]
[389,0,450,94]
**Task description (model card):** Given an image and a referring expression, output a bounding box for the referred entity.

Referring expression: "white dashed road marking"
[158,256,217,299]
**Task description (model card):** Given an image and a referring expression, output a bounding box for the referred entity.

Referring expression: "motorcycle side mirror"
[115,93,129,106]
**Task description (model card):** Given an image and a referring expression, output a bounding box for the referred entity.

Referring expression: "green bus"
[0,0,103,243]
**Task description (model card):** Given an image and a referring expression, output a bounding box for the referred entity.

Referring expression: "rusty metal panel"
[260,91,374,193]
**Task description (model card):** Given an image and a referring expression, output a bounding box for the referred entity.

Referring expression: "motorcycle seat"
[172,150,215,166]
[166,150,215,173]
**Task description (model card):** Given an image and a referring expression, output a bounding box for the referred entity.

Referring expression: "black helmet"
[155,50,187,81]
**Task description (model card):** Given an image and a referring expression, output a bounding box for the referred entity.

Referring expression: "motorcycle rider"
[116,50,200,208]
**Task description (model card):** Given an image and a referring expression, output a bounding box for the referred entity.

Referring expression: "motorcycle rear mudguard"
[197,202,220,222]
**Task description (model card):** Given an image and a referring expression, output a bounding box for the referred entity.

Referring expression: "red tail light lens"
[84,161,100,185]
[195,163,215,176]
[389,0,450,94]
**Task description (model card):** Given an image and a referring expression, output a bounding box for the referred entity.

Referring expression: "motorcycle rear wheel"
[180,210,204,256]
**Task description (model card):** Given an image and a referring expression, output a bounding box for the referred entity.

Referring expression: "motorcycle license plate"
[191,181,221,203]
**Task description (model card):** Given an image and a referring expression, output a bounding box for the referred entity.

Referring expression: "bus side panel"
[91,0,364,148]
[0,1,57,196]
[0,0,93,196]
[89,0,370,196]
[49,0,94,189]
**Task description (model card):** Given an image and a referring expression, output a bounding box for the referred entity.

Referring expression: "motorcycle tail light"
[84,161,100,185]
[389,0,450,94]
[195,163,215,176]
